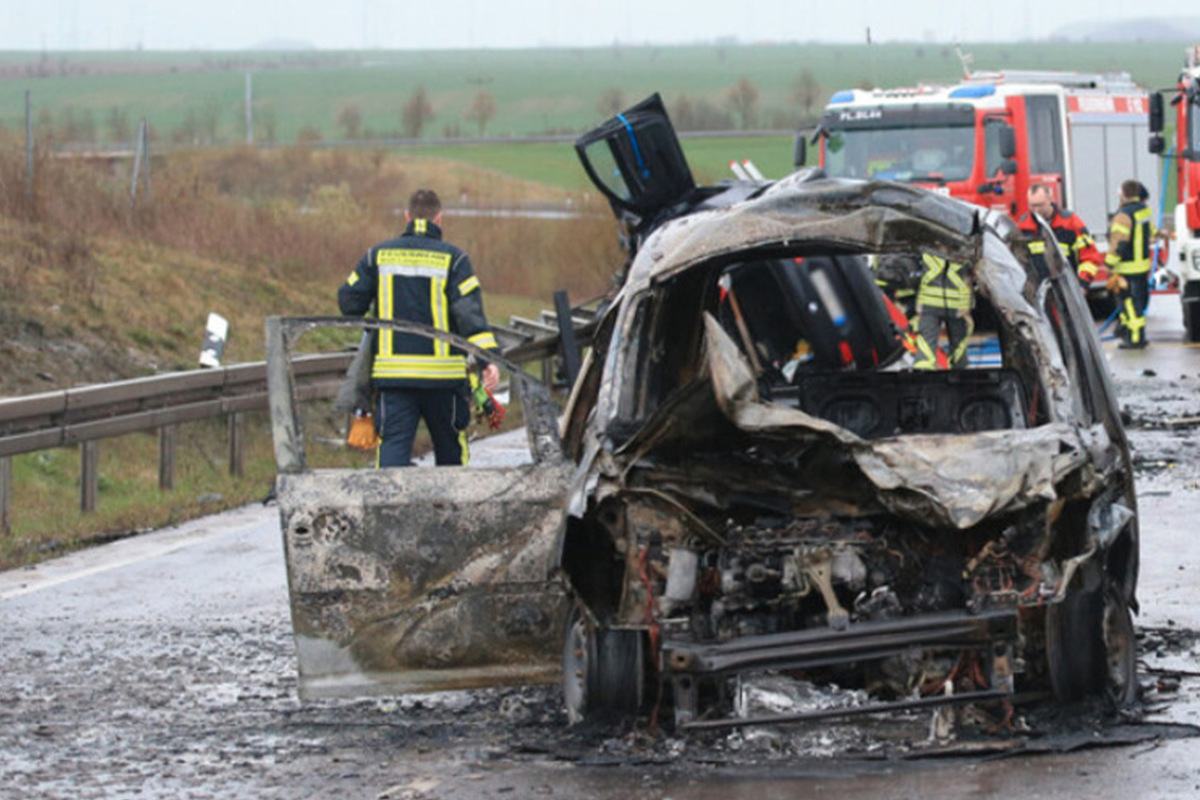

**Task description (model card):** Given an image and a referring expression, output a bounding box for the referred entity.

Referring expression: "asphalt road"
[3,297,1200,799]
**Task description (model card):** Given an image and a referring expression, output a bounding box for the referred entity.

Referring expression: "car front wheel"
[1046,567,1137,708]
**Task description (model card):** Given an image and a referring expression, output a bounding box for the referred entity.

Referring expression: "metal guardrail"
[0,352,351,459]
[0,353,351,531]
[0,295,607,534]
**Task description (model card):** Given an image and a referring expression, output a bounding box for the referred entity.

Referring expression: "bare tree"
[792,69,823,120]
[337,102,364,140]
[198,97,222,144]
[60,106,83,143]
[463,89,497,136]
[597,87,625,118]
[401,87,434,139]
[259,104,278,143]
[172,109,200,145]
[671,94,695,131]
[106,106,133,144]
[35,108,56,142]
[726,78,759,130]
[77,108,97,144]
[296,125,323,144]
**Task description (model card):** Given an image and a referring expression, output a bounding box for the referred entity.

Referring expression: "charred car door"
[576,92,697,226]
[265,317,572,699]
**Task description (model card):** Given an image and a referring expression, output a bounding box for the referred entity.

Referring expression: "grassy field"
[1,37,1193,567]
[1,41,1194,144]
[414,134,797,190]
[0,134,629,567]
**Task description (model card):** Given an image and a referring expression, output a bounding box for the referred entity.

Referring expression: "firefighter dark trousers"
[1117,272,1150,347]
[916,306,973,369]
[375,385,470,467]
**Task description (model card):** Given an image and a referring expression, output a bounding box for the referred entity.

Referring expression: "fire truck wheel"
[1182,282,1200,343]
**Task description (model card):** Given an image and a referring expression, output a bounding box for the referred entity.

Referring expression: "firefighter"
[338,188,501,467]
[1017,183,1103,287]
[914,253,973,370]
[870,253,922,318]
[1106,179,1156,349]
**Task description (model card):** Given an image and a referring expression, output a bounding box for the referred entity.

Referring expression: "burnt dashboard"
[776,369,1029,438]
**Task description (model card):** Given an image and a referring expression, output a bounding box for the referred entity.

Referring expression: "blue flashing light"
[828,90,855,104]
[949,84,996,99]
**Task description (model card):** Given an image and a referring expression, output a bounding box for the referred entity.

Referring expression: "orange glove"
[347,413,381,450]
[1105,273,1127,293]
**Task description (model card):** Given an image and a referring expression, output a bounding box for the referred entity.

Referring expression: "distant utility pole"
[955,46,974,80]
[24,90,33,204]
[130,119,152,207]
[866,27,877,88]
[245,72,254,145]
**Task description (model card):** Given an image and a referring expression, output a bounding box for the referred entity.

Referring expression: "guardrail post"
[158,425,176,491]
[80,441,99,513]
[1,456,12,535]
[264,317,307,474]
[553,289,582,387]
[228,412,245,477]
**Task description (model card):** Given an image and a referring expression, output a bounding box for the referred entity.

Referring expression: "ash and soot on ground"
[2,372,1200,799]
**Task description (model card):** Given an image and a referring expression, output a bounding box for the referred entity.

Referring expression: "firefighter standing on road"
[914,253,973,370]
[1017,183,1103,286]
[338,188,500,467]
[1106,179,1156,349]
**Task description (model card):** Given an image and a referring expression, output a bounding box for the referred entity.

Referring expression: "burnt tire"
[1046,569,1104,702]
[1046,573,1137,707]
[1100,585,1138,708]
[562,606,645,723]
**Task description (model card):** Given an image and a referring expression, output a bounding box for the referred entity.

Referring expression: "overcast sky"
[1,0,1198,51]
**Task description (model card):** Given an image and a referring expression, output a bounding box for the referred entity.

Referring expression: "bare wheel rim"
[561,610,593,724]
[1102,587,1138,707]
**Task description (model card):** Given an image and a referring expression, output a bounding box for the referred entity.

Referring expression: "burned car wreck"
[266,95,1138,732]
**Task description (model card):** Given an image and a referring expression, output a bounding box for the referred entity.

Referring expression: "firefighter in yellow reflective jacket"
[913,253,973,370]
[1106,179,1155,349]
[338,189,500,467]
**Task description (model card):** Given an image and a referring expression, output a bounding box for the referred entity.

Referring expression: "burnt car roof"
[576,173,1119,531]
[625,173,989,288]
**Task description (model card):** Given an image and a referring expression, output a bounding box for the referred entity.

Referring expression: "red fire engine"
[800,70,1159,310]
[1149,46,1200,341]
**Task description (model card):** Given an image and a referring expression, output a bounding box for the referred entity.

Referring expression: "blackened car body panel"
[559,97,1138,727]
[265,317,572,699]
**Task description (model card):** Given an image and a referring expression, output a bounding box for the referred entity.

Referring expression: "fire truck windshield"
[1191,95,1200,151]
[822,124,975,183]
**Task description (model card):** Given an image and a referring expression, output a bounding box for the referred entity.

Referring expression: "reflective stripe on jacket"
[1017,206,1102,278]
[916,254,973,310]
[1105,200,1154,276]
[338,219,499,388]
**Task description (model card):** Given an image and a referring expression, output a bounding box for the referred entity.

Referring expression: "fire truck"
[801,70,1158,310]
[1149,46,1200,341]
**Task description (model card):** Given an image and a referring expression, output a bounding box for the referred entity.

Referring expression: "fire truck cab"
[805,71,1157,309]
[1149,46,1200,341]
